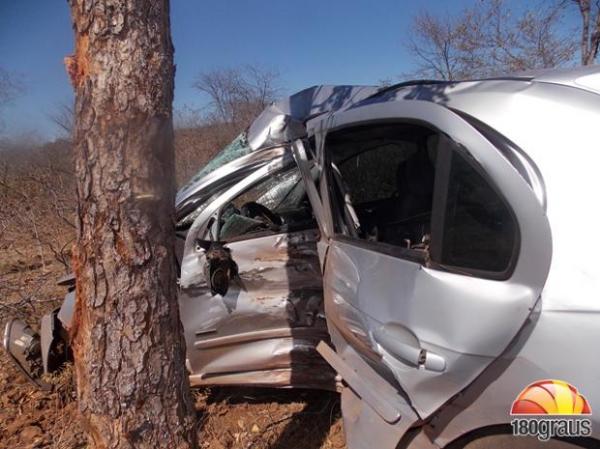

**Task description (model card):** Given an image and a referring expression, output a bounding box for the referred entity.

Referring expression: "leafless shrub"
[174,122,239,187]
[174,64,282,187]
[0,138,76,271]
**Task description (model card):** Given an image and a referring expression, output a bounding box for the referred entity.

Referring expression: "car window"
[175,191,218,230]
[338,143,418,204]
[326,121,518,275]
[439,150,517,273]
[219,166,315,241]
[327,123,439,253]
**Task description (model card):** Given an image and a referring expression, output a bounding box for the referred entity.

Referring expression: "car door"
[296,99,552,419]
[178,156,330,388]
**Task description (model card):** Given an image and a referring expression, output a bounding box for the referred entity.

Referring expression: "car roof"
[177,67,600,211]
[341,65,600,110]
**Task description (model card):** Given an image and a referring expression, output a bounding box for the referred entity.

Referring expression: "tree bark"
[65,1,197,448]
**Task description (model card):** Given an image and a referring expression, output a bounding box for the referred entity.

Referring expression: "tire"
[460,434,589,449]
[446,425,597,449]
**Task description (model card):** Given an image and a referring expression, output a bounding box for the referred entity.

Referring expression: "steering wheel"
[239,201,283,227]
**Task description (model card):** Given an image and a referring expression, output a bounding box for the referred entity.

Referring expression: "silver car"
[5,67,600,448]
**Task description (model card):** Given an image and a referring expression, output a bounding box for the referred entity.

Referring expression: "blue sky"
[0,0,575,139]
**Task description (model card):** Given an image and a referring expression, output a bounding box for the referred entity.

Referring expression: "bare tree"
[407,11,464,80]
[175,65,281,187]
[65,1,197,448]
[192,65,280,128]
[572,0,600,64]
[407,0,576,80]
[48,101,75,137]
[0,67,22,106]
[0,67,24,132]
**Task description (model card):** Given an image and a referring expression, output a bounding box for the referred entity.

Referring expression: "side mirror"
[195,239,238,296]
[3,319,50,389]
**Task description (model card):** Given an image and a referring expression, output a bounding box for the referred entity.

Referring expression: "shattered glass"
[220,214,267,241]
[175,198,211,229]
[218,168,308,241]
[181,132,252,191]
[232,168,303,212]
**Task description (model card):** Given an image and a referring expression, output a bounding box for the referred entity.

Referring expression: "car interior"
[328,122,439,252]
[218,166,317,242]
[326,121,517,274]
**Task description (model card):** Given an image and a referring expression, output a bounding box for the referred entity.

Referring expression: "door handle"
[373,323,446,372]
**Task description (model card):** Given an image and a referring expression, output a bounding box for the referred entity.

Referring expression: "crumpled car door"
[294,100,552,448]
[178,155,331,388]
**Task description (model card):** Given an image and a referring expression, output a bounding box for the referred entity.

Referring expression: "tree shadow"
[352,80,453,108]
[194,386,342,449]
[268,390,342,449]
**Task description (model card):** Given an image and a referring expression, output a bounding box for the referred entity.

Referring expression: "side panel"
[179,156,293,287]
[427,309,600,445]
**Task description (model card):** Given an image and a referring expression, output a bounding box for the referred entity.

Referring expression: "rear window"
[440,151,517,273]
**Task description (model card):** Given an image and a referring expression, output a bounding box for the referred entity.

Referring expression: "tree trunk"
[65,1,197,448]
[577,0,592,65]
[590,8,600,65]
[575,0,600,65]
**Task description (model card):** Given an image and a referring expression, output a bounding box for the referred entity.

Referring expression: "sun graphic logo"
[510,380,593,441]
[511,379,592,415]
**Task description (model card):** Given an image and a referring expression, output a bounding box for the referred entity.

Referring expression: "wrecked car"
[5,66,600,448]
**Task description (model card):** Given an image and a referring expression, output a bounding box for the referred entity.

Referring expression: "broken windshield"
[180,132,253,192]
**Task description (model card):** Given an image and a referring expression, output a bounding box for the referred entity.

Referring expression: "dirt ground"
[0,243,346,449]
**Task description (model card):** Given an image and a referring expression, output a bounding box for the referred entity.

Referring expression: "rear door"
[298,100,552,419]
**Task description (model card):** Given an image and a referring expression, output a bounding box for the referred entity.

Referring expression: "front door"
[298,100,552,418]
[178,160,331,388]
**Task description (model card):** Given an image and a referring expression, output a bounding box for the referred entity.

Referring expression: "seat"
[378,148,435,246]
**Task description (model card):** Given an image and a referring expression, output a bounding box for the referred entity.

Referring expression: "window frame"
[322,119,521,280]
